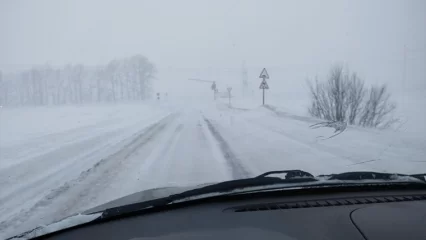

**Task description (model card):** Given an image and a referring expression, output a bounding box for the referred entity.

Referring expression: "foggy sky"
[1,0,425,97]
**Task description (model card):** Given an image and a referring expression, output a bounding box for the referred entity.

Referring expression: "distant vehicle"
[10,170,426,240]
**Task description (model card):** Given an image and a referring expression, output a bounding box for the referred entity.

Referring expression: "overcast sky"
[1,0,425,98]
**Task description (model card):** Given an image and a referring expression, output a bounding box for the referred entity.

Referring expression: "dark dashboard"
[40,189,426,240]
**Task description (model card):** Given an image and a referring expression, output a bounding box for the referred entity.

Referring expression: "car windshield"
[1,0,425,238]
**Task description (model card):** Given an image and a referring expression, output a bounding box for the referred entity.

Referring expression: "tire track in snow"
[0,113,178,237]
[53,115,182,216]
[203,117,250,179]
[53,116,181,212]
[153,124,184,162]
[136,123,186,188]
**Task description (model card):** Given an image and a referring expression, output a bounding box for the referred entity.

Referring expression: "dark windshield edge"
[91,180,426,223]
[8,171,426,240]
[95,171,426,221]
[95,176,319,218]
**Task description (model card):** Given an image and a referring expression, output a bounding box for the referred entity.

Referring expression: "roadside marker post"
[211,82,217,100]
[227,87,232,107]
[259,68,269,105]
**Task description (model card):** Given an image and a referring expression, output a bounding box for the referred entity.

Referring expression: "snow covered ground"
[1,98,426,239]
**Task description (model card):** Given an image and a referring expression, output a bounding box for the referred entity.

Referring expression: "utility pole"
[241,61,248,97]
[403,44,407,87]
[402,45,426,89]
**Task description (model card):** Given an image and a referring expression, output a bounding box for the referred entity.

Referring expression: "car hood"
[84,182,214,214]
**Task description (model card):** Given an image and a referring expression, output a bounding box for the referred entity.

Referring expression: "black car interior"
[36,185,426,240]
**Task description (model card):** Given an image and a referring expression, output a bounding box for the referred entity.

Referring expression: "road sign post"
[259,68,269,105]
[211,82,217,100]
[227,87,232,107]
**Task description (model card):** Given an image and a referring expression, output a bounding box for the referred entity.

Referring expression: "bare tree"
[22,71,31,105]
[0,71,6,106]
[329,66,349,121]
[130,55,156,100]
[95,68,103,102]
[30,69,42,105]
[0,54,156,106]
[308,65,396,128]
[358,84,396,128]
[107,60,119,102]
[308,77,333,120]
[54,69,64,105]
[347,73,365,125]
[308,65,350,122]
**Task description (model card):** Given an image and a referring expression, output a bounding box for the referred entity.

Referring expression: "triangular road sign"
[259,68,269,79]
[259,79,269,89]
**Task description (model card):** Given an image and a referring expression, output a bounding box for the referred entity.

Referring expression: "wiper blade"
[164,170,315,201]
[256,170,314,179]
[95,170,425,222]
[410,173,426,181]
[96,170,317,220]
[319,171,426,182]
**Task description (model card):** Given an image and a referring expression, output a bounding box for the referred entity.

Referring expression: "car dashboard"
[39,189,426,240]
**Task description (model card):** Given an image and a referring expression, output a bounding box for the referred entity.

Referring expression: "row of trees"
[0,55,156,106]
[308,65,397,128]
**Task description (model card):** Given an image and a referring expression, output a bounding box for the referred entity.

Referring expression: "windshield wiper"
[318,171,426,182]
[96,170,316,220]
[162,170,316,202]
[95,170,426,221]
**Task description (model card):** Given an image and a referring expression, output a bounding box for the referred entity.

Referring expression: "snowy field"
[1,99,426,239]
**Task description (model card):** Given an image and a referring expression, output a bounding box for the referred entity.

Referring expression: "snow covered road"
[0,103,247,238]
[1,100,425,239]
